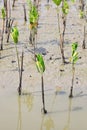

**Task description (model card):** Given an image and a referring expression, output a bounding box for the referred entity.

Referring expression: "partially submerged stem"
[69,63,75,98]
[18,51,24,95]
[15,45,21,80]
[41,75,47,114]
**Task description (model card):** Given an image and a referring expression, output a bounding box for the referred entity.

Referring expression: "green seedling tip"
[36,54,45,74]
[52,0,62,6]
[1,7,6,19]
[70,42,78,64]
[62,0,69,15]
[11,26,19,44]
[29,5,39,24]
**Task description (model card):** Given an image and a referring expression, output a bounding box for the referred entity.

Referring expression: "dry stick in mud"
[69,43,78,98]
[0,8,6,50]
[23,4,27,23]
[7,18,14,43]
[36,54,47,114]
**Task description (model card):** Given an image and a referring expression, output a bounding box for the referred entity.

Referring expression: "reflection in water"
[16,94,34,130]
[23,93,34,112]
[17,96,22,130]
[63,99,72,130]
[40,114,55,130]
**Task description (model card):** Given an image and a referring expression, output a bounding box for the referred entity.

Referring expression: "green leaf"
[70,42,78,64]
[72,52,78,64]
[29,5,39,24]
[36,54,45,74]
[72,42,78,56]
[71,0,75,3]
[62,0,69,15]
[1,7,6,19]
[52,0,62,6]
[11,26,19,44]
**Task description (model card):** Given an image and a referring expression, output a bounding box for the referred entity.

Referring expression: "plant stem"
[0,19,5,50]
[18,51,24,95]
[57,6,65,64]
[23,4,27,22]
[82,25,85,49]
[69,63,75,98]
[7,18,14,43]
[12,0,16,7]
[41,75,47,114]
[15,44,21,82]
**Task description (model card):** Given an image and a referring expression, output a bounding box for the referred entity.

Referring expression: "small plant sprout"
[69,42,78,98]
[29,2,39,60]
[36,54,47,114]
[0,7,6,50]
[11,26,24,95]
[52,0,69,64]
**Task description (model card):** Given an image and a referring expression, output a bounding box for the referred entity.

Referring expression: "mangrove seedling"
[52,0,69,64]
[11,26,24,95]
[69,42,78,98]
[0,7,6,50]
[36,54,47,114]
[29,2,39,60]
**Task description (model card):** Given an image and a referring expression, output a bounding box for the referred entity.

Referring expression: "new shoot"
[36,54,47,114]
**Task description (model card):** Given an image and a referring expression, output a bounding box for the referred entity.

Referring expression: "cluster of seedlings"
[0,0,87,114]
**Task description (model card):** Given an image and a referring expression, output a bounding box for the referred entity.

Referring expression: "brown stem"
[57,6,65,64]
[12,0,16,7]
[69,63,75,98]
[82,25,85,49]
[41,75,47,114]
[0,19,5,50]
[7,18,14,43]
[18,51,24,95]
[23,4,27,22]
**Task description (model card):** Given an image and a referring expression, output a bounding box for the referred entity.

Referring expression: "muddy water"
[0,0,87,130]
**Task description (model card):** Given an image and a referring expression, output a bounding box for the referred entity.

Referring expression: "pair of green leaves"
[52,0,69,15]
[11,27,19,44]
[62,0,69,15]
[29,5,39,24]
[36,54,45,75]
[1,7,6,19]
[71,42,78,64]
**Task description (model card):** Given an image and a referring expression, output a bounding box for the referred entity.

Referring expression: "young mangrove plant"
[29,2,39,60]
[52,0,69,64]
[0,7,6,50]
[69,42,78,98]
[36,54,47,114]
[11,26,24,95]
